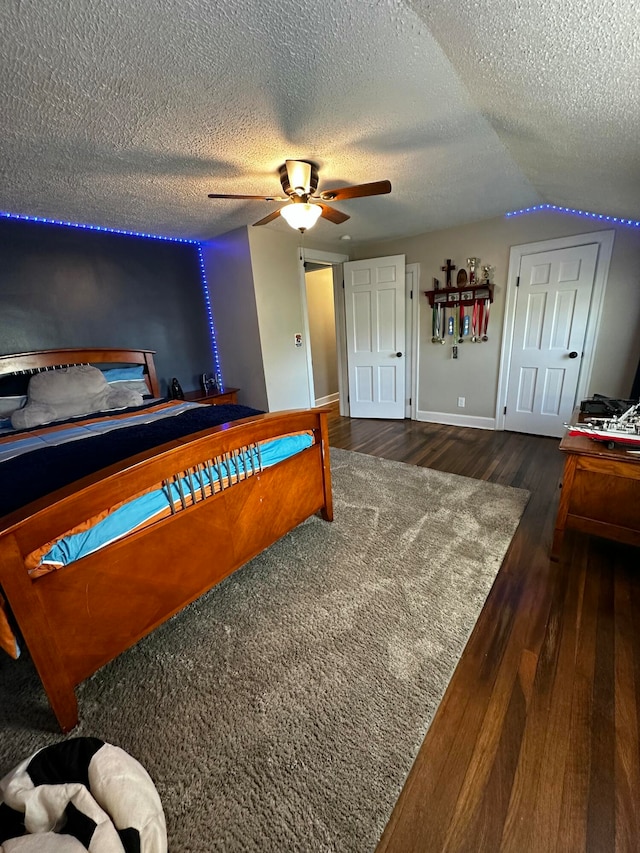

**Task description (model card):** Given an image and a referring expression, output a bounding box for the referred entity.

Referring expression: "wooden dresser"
[552,427,640,559]
[183,387,239,406]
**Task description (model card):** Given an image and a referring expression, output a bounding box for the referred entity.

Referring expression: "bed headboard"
[0,348,160,397]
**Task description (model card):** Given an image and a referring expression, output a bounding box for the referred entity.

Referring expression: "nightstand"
[183,388,239,406]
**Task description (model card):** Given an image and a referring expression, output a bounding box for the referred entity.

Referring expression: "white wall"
[353,211,640,423]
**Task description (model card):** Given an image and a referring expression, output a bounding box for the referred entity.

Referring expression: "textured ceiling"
[1,0,638,244]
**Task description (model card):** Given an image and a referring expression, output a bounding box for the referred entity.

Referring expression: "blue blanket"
[0,402,262,518]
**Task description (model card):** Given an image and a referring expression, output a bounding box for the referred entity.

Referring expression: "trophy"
[481,265,494,284]
[467,257,480,285]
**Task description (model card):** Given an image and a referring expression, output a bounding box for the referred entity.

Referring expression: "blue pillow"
[100,366,145,382]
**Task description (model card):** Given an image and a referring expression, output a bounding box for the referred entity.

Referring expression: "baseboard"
[315,392,340,407]
[416,410,496,430]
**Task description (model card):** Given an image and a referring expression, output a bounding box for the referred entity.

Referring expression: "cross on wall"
[441,258,456,288]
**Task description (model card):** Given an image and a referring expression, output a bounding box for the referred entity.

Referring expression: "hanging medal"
[482,298,490,341]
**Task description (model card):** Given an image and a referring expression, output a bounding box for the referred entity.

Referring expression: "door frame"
[298,249,418,419]
[405,263,420,420]
[495,229,615,431]
[298,248,350,412]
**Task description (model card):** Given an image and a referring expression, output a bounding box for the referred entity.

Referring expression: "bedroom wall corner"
[245,228,343,411]
[247,227,312,411]
[199,227,269,410]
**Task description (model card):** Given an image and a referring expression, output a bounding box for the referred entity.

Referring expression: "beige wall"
[353,212,640,422]
[204,224,342,412]
[247,227,311,410]
[305,267,338,402]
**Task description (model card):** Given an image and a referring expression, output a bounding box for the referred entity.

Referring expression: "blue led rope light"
[1,210,222,384]
[196,244,223,391]
[0,210,198,242]
[505,203,640,228]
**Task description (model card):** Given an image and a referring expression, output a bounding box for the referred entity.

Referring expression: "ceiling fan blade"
[318,180,392,202]
[208,193,287,201]
[285,160,312,195]
[252,209,282,227]
[318,203,350,224]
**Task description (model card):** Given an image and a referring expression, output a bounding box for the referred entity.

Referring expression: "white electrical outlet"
[457,396,465,408]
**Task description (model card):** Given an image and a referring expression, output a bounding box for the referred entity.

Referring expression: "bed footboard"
[0,408,332,731]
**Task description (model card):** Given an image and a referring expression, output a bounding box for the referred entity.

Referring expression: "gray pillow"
[11,365,144,430]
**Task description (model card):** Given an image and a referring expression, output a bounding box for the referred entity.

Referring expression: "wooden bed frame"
[0,348,333,731]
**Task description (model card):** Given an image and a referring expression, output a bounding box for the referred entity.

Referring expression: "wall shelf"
[424,282,494,308]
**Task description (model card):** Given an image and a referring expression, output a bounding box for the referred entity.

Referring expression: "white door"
[504,243,599,437]
[405,264,420,419]
[344,255,406,418]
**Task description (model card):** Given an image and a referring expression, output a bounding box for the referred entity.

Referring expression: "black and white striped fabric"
[0,738,167,852]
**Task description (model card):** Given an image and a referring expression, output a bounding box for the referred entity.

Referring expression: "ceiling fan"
[207,160,391,233]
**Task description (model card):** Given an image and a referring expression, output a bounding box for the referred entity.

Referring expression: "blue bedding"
[0,401,262,518]
[0,400,315,572]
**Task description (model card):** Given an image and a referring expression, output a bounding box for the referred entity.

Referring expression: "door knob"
[395,352,403,358]
[568,351,578,359]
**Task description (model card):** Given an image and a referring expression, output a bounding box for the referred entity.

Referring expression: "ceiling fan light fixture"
[285,160,312,196]
[280,202,322,232]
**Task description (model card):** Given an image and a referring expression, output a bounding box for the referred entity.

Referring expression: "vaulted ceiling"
[2,0,638,244]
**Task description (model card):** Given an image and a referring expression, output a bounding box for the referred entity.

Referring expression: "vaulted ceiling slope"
[1,0,638,243]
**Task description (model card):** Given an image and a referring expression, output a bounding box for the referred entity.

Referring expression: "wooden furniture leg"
[551,454,577,561]
[318,408,334,522]
[0,535,79,731]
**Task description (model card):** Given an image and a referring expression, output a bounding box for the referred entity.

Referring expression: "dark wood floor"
[327,409,640,853]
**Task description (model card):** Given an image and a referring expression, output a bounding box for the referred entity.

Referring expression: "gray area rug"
[0,448,529,851]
